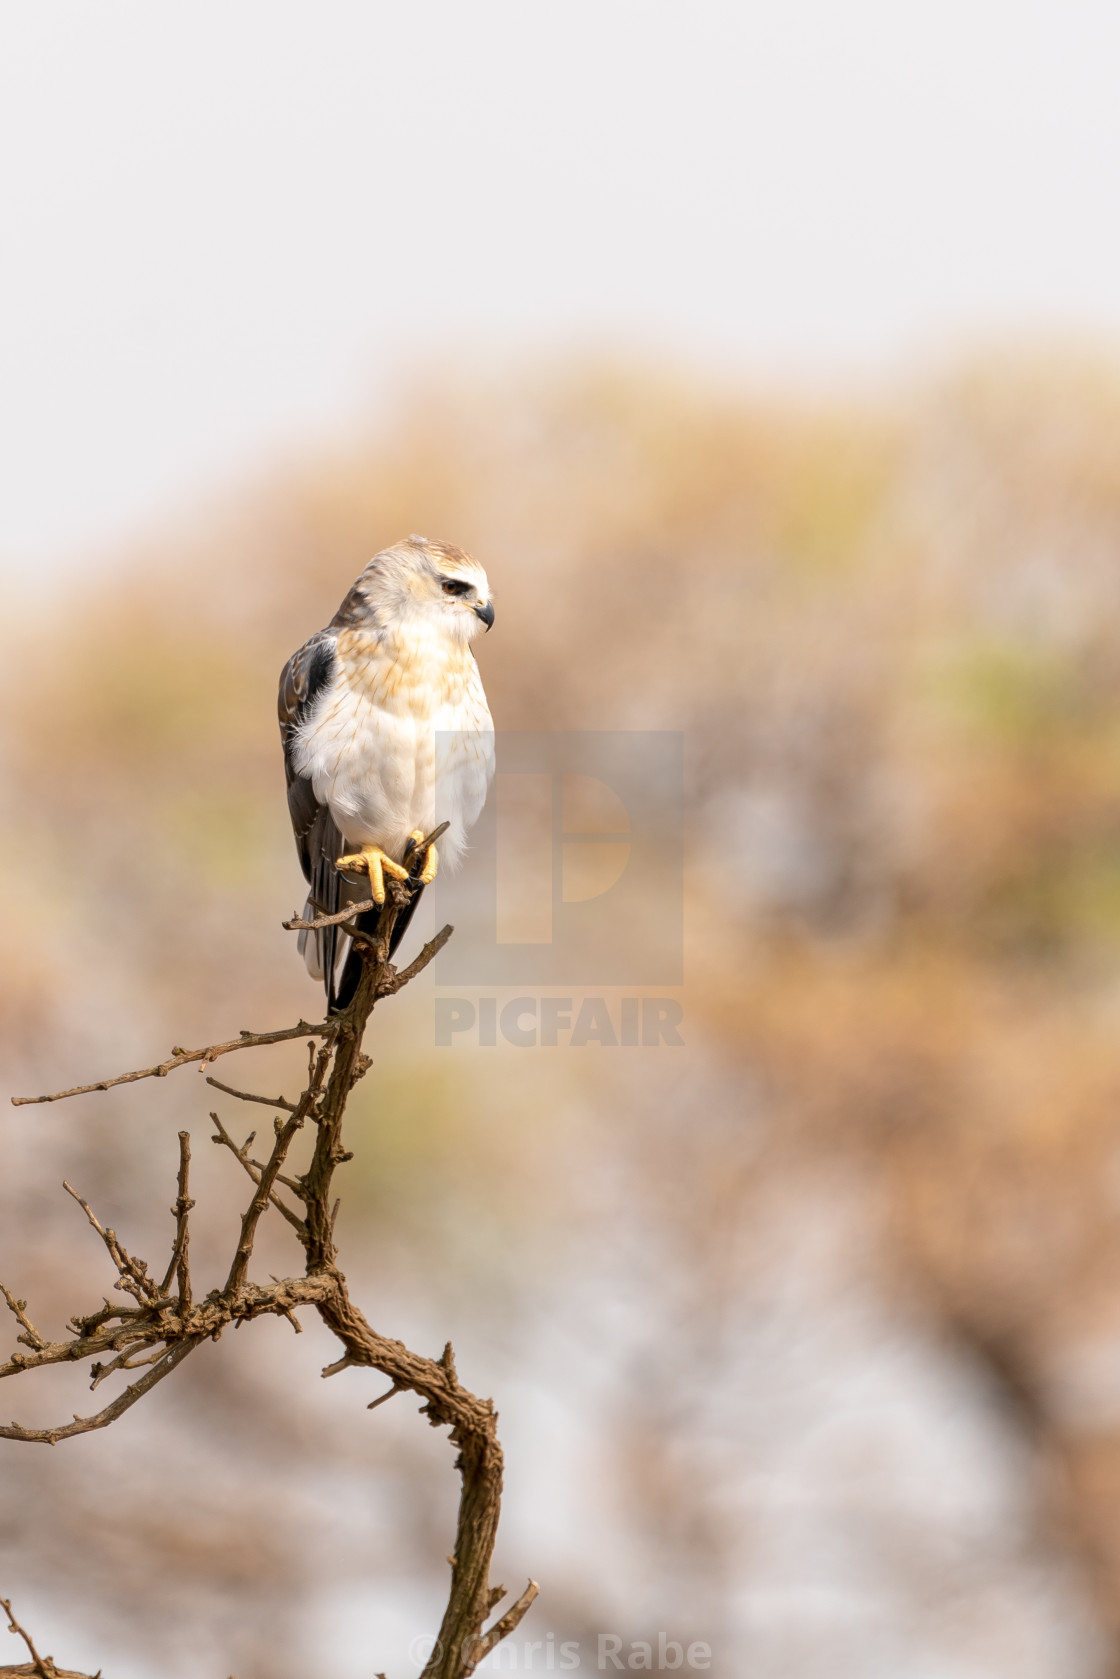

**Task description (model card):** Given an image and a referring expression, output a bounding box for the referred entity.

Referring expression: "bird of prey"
[278,535,495,1010]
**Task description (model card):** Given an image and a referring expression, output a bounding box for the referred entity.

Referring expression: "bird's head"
[344,535,495,643]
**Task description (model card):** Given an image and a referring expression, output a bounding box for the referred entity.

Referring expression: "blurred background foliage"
[4,350,1120,1675]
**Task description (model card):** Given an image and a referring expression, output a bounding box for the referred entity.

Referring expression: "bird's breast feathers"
[291,626,494,866]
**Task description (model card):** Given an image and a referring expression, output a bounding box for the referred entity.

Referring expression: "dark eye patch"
[442,578,474,597]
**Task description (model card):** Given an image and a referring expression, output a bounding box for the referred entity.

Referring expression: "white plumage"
[293,625,493,871]
[278,535,495,1007]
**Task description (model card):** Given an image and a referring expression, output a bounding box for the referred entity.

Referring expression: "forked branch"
[2,854,535,1678]
[0,1594,97,1679]
[11,1021,335,1108]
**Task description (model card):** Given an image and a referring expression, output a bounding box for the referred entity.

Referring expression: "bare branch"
[11,1018,336,1107]
[468,1580,542,1666]
[366,1382,403,1411]
[0,1593,99,1679]
[0,836,535,1675]
[0,1335,200,1445]
[158,1131,194,1311]
[89,1340,168,1391]
[61,1182,161,1308]
[321,1354,357,1379]
[0,1660,96,1678]
[258,1163,307,1200]
[205,1076,297,1113]
[1,1594,49,1678]
[387,923,455,990]
[209,1114,307,1238]
[1,1317,167,1382]
[224,1038,331,1296]
[0,1286,45,1352]
[0,1276,334,1390]
[283,896,380,932]
[408,820,450,854]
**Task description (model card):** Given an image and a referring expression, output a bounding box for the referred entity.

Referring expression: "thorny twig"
[60,1183,160,1306]
[283,896,381,932]
[1,846,536,1678]
[208,1113,307,1237]
[204,1076,298,1113]
[10,1021,336,1107]
[158,1131,194,1310]
[0,1593,97,1678]
[0,1286,44,1353]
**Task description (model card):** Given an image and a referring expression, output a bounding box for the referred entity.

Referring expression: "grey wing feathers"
[278,632,336,881]
[278,624,420,1013]
[278,632,348,1008]
[300,808,383,1014]
[301,804,348,1010]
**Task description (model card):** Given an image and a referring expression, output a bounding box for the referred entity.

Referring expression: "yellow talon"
[408,830,440,886]
[335,845,410,905]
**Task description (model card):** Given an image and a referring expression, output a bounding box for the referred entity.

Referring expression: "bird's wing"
[277,624,450,1011]
[279,631,351,1007]
[278,631,336,881]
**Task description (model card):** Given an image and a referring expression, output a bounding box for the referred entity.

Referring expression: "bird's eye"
[442,578,473,597]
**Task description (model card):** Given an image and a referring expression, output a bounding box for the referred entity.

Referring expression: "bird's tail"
[306,822,446,1014]
[329,892,421,1012]
[299,808,362,1012]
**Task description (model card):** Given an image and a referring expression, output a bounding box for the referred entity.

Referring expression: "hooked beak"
[473,599,495,631]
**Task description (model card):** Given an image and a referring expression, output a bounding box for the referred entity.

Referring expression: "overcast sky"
[3,1,1120,570]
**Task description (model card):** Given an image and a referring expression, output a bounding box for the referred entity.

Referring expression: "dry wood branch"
[470,1580,542,1665]
[0,1594,98,1679]
[204,1076,298,1113]
[61,1184,158,1306]
[157,1131,194,1310]
[1,1594,49,1677]
[11,1019,336,1107]
[209,1113,307,1238]
[385,922,455,992]
[1,1317,166,1382]
[89,1338,166,1391]
[0,864,533,1676]
[283,896,380,932]
[223,1037,330,1296]
[0,1336,200,1445]
[0,1286,44,1352]
[367,1381,403,1411]
[0,1665,95,1677]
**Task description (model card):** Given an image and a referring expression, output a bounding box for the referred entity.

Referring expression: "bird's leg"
[334,845,411,905]
[406,830,439,886]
